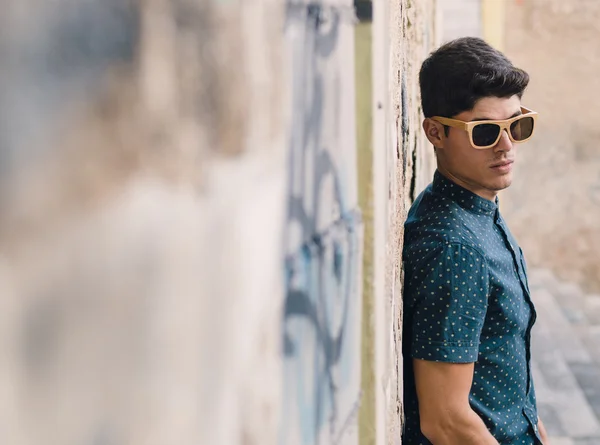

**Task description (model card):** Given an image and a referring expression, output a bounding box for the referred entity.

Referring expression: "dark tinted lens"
[510,116,534,141]
[472,123,501,147]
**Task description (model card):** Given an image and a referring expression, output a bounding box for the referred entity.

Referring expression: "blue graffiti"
[282,2,362,445]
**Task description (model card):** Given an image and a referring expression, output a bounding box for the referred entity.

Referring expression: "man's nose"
[494,129,513,152]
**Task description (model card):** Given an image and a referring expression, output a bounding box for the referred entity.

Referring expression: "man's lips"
[490,160,514,168]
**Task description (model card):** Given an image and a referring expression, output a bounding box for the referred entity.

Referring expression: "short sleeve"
[407,242,489,363]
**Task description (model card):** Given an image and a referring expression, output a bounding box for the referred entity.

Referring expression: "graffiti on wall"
[282,2,363,445]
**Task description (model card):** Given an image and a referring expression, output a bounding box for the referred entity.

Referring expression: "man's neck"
[437,167,498,202]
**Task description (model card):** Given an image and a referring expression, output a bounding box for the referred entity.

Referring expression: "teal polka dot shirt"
[401,171,542,444]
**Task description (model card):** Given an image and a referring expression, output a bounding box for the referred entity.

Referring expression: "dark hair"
[419,37,529,119]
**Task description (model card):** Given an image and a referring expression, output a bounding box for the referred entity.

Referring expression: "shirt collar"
[432,170,498,216]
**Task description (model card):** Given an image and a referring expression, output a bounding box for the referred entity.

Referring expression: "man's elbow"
[419,406,474,443]
[420,418,451,443]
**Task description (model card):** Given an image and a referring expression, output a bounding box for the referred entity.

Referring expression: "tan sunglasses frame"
[431,106,539,149]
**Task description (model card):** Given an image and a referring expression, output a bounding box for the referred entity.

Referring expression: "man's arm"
[414,358,499,445]
[538,417,550,444]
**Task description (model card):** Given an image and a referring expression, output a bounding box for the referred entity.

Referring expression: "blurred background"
[0,0,597,444]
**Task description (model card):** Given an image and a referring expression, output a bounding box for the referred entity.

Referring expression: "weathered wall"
[0,0,438,444]
[355,17,376,445]
[282,1,364,444]
[0,1,286,444]
[501,0,600,293]
[370,0,438,444]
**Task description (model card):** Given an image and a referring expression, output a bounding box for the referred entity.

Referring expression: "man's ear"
[423,118,445,149]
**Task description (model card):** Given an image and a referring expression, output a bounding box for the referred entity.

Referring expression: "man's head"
[420,37,531,201]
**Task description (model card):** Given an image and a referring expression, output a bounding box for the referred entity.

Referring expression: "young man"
[402,37,549,444]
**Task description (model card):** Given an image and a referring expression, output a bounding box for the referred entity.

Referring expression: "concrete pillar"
[372,0,391,442]
[371,0,437,443]
[481,0,506,49]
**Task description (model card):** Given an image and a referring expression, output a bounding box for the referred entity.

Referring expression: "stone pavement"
[529,268,600,445]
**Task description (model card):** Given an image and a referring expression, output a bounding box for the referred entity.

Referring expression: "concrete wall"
[501,0,600,293]
[371,0,438,444]
[0,0,437,444]
[0,1,286,444]
[282,1,363,444]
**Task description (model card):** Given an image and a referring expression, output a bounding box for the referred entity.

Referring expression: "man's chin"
[489,175,513,192]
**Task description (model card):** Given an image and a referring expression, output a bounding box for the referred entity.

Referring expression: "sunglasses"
[431,107,538,149]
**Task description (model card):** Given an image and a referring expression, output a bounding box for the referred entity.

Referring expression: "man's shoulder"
[406,184,461,223]
[404,186,477,247]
